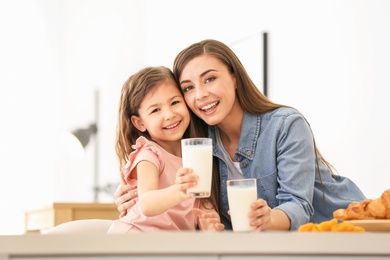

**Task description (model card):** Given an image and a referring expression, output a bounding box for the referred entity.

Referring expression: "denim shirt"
[209,107,366,230]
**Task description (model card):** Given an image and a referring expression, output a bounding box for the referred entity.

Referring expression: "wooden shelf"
[24,202,118,233]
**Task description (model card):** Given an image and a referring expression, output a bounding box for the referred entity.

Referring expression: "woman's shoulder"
[262,106,303,119]
[258,107,311,131]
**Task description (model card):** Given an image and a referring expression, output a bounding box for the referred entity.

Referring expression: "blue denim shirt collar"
[235,111,259,161]
[209,111,258,161]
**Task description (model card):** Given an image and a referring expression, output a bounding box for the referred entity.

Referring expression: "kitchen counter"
[1,231,390,259]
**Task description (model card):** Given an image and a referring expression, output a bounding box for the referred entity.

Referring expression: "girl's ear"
[131,115,146,132]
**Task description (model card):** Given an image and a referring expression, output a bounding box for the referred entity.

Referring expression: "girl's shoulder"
[122,136,162,185]
[131,136,162,154]
[126,136,163,167]
[122,136,163,180]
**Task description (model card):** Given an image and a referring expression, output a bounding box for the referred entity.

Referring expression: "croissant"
[333,189,390,220]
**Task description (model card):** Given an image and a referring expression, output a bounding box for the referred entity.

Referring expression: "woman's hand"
[175,168,198,199]
[114,184,138,218]
[247,198,272,231]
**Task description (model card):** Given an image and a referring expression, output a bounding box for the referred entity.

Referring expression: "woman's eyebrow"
[179,69,217,85]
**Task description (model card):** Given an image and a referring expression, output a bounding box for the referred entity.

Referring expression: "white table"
[1,231,390,259]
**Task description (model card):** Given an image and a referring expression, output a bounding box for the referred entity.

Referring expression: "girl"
[107,66,223,233]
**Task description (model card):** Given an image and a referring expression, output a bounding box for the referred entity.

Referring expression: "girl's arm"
[135,160,197,217]
[193,199,225,231]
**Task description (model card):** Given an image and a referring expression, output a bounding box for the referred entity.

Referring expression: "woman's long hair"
[173,39,336,184]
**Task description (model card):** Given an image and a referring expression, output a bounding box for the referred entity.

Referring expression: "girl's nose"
[164,108,176,120]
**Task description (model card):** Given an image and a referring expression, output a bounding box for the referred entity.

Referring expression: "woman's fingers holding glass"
[248,198,271,231]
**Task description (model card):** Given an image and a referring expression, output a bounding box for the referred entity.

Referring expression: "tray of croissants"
[298,188,390,232]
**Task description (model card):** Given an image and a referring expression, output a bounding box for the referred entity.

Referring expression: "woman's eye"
[205,76,215,84]
[172,100,180,106]
[182,85,193,93]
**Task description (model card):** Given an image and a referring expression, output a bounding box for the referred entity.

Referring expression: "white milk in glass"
[227,178,257,232]
[181,138,212,198]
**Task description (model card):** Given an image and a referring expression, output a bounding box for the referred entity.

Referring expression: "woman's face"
[178,54,239,126]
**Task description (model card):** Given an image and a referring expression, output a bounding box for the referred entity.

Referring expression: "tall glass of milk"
[227,178,257,232]
[181,138,212,198]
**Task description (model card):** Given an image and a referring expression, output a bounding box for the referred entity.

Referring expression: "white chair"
[45,219,113,234]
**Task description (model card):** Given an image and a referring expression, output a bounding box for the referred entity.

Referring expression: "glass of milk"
[227,178,257,232]
[181,138,213,198]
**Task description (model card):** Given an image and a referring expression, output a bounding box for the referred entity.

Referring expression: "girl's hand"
[247,198,272,231]
[193,199,225,232]
[114,183,138,218]
[175,168,198,199]
[193,208,225,231]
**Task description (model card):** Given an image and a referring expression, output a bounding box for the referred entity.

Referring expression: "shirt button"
[246,150,252,156]
[241,162,247,168]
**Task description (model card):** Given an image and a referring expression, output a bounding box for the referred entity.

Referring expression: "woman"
[117,39,366,231]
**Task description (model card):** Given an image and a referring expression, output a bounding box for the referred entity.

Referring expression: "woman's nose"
[195,85,209,100]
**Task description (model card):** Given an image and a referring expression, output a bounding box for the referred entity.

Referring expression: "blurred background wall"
[0,0,389,234]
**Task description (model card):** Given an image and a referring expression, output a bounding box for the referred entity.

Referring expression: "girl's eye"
[150,108,160,114]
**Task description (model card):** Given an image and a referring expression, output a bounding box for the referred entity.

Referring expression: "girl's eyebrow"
[145,103,158,112]
[179,69,217,85]
[145,94,182,112]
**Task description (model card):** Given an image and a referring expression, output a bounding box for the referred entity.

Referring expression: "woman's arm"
[114,184,138,218]
[248,199,290,231]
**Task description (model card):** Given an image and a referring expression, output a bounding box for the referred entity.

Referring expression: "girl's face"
[178,54,240,126]
[131,82,190,148]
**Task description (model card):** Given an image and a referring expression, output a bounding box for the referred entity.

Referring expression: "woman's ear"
[131,115,146,132]
[232,74,237,89]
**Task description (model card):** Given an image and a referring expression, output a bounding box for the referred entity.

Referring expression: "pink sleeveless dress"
[107,136,199,233]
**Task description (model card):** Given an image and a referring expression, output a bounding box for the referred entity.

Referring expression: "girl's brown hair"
[115,66,220,213]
